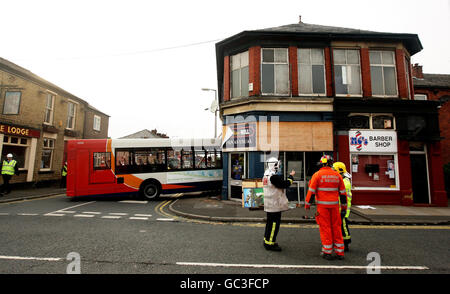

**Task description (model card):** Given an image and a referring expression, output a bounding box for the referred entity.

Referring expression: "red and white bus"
[66,138,222,199]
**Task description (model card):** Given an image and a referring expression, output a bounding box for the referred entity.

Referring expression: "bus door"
[90,151,115,184]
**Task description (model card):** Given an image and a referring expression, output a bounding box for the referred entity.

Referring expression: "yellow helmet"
[333,162,347,174]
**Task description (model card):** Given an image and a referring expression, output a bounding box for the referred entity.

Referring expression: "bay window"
[231,51,249,99]
[333,49,362,96]
[370,51,397,97]
[261,48,289,95]
[298,48,326,95]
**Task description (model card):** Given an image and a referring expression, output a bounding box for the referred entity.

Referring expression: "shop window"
[298,48,326,95]
[372,115,394,129]
[333,49,362,96]
[93,152,111,170]
[261,48,289,95]
[41,138,55,169]
[3,91,21,115]
[231,51,249,99]
[370,51,397,97]
[349,115,370,129]
[44,94,55,124]
[350,154,397,189]
[2,135,29,169]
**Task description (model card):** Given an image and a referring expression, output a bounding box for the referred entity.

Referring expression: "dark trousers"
[60,176,67,188]
[341,215,351,246]
[1,174,12,194]
[264,212,282,245]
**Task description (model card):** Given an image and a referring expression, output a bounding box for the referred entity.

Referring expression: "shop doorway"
[229,152,246,200]
[409,143,430,204]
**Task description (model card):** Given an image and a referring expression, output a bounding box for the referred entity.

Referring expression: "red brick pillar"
[395,49,408,99]
[427,141,448,206]
[249,46,261,97]
[324,47,333,97]
[289,46,298,96]
[398,139,413,206]
[223,56,230,101]
[360,48,372,98]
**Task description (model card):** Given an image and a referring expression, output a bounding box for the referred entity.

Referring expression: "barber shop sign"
[349,130,397,153]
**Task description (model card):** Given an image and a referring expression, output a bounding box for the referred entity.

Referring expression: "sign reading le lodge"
[0,123,41,138]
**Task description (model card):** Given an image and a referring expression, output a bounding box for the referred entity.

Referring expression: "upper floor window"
[369,51,397,97]
[298,48,326,95]
[333,49,362,96]
[349,113,395,130]
[66,101,77,129]
[3,91,21,115]
[231,51,249,99]
[93,115,101,131]
[44,93,55,124]
[261,48,289,95]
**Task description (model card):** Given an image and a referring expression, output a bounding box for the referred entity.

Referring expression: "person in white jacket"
[262,157,295,251]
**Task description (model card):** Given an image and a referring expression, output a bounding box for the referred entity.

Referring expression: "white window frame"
[349,152,400,191]
[44,93,55,125]
[3,91,21,115]
[261,48,290,96]
[230,51,249,99]
[348,113,396,130]
[40,137,55,171]
[2,135,31,170]
[93,115,101,131]
[333,49,362,97]
[66,100,77,130]
[369,50,398,97]
[297,48,326,96]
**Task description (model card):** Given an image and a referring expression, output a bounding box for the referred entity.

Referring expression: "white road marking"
[129,217,148,220]
[18,213,39,216]
[74,214,95,218]
[82,211,101,215]
[101,215,121,219]
[44,213,65,217]
[157,218,175,222]
[47,201,96,215]
[109,213,128,216]
[176,262,429,271]
[134,214,152,217]
[119,200,148,204]
[0,255,62,262]
[0,213,9,216]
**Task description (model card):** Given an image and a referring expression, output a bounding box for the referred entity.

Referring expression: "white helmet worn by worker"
[266,157,280,173]
[7,154,13,158]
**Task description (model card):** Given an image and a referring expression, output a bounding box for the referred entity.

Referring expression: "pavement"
[0,186,449,225]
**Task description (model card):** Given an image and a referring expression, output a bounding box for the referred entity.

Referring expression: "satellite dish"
[210,100,218,113]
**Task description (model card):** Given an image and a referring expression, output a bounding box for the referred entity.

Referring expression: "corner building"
[215,21,446,206]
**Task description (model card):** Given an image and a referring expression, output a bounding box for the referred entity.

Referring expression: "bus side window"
[167,149,181,170]
[115,150,131,174]
[215,150,222,168]
[182,149,193,169]
[93,152,111,170]
[195,149,206,169]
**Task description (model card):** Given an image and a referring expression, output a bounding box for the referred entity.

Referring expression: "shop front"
[0,123,41,182]
[221,114,333,202]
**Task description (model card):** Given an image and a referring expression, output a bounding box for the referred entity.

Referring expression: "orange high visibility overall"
[306,166,347,257]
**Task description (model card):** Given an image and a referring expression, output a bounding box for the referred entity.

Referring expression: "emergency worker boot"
[320,252,334,260]
[264,242,282,252]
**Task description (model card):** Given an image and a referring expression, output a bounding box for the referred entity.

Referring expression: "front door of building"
[229,152,245,200]
[409,143,430,204]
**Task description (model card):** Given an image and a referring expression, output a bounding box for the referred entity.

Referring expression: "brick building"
[0,57,109,186]
[216,21,447,206]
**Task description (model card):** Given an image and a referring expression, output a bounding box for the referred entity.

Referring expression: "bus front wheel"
[140,180,161,200]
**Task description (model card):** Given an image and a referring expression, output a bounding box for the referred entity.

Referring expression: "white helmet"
[266,157,280,173]
[7,154,13,158]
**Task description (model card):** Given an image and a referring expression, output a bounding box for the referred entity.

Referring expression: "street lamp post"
[201,88,218,138]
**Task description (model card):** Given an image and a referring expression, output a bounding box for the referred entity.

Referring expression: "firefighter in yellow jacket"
[332,162,352,252]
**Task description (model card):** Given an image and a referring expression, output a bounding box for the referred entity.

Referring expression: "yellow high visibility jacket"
[340,177,352,218]
[2,160,17,175]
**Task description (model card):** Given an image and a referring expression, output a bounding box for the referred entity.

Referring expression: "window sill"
[38,169,54,174]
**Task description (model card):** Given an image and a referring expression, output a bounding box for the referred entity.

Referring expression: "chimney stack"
[412,63,424,79]
[299,15,302,23]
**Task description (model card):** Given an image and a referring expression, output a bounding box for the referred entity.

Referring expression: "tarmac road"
[0,195,449,276]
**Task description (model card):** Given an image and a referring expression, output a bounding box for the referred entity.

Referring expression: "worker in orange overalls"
[305,155,348,260]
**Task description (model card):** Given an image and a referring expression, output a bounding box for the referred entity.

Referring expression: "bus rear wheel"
[140,180,161,200]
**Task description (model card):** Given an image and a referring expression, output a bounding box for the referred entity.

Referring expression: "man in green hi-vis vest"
[1,153,19,196]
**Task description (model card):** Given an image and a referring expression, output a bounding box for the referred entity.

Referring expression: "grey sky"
[1,0,449,139]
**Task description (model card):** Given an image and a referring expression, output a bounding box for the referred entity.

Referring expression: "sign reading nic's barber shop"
[349,130,397,153]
